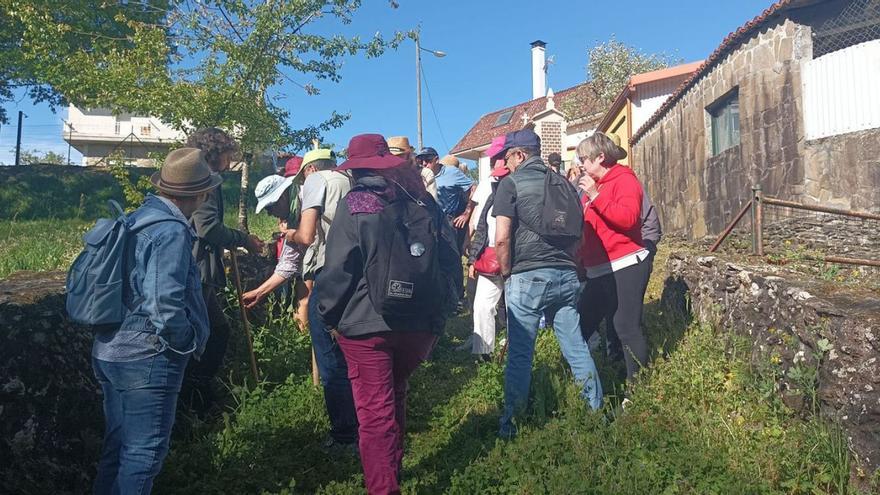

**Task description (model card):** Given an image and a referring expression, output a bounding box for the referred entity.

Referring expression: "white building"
[63,105,185,166]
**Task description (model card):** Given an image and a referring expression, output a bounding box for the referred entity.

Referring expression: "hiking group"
[68,125,661,495]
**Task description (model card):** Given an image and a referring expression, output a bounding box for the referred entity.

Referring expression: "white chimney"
[531,40,547,100]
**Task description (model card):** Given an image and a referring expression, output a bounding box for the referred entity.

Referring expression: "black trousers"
[187,285,231,382]
[579,257,652,381]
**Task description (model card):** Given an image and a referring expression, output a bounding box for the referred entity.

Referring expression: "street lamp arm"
[419,46,446,57]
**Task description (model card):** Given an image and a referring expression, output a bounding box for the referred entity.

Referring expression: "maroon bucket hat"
[336,134,407,171]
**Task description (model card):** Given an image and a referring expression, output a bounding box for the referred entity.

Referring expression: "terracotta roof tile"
[450,83,603,155]
[630,0,801,145]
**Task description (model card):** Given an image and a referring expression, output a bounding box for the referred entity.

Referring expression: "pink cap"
[485,135,506,159]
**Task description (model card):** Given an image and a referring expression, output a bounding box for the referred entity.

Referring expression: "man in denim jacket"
[91,148,219,494]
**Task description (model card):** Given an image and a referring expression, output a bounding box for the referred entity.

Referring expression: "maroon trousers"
[337,331,437,495]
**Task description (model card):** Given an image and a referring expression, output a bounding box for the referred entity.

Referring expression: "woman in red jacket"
[576,132,651,384]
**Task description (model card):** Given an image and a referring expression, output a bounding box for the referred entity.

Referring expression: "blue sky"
[0,0,772,165]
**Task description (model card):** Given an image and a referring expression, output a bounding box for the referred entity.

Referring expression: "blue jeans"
[500,267,603,437]
[92,351,189,495]
[309,274,359,444]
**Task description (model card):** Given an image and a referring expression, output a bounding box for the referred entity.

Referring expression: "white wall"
[631,75,691,132]
[802,39,880,140]
[66,105,184,142]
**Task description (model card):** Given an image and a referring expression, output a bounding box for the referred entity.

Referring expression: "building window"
[493,109,514,127]
[114,121,121,135]
[708,89,740,155]
[140,125,152,136]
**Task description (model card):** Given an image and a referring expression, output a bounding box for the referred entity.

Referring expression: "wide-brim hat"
[255,175,295,214]
[387,136,414,156]
[337,134,407,171]
[151,147,222,197]
[606,133,628,160]
[292,148,336,183]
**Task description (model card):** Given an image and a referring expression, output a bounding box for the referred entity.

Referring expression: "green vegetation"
[149,245,864,494]
[0,166,278,278]
[0,218,90,277]
[1,170,869,493]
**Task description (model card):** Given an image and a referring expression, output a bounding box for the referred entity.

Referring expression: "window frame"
[493,109,515,127]
[707,88,741,156]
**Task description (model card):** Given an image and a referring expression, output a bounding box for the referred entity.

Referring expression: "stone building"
[451,41,606,181]
[630,0,880,239]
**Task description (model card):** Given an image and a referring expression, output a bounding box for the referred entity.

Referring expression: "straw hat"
[151,147,222,197]
[439,155,460,167]
[387,136,414,156]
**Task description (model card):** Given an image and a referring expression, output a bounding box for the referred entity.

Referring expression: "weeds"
[151,244,862,494]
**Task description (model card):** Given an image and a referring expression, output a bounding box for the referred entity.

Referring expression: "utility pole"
[14,111,24,166]
[416,33,423,150]
[66,121,74,165]
[414,31,445,151]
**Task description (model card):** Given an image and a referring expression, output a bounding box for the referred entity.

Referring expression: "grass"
[0,218,92,278]
[0,164,278,278]
[150,244,866,494]
[0,210,278,279]
[0,168,869,492]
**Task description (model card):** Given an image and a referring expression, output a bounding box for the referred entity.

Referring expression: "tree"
[3,0,407,228]
[0,1,168,125]
[586,35,678,104]
[1,1,406,151]
[11,148,66,165]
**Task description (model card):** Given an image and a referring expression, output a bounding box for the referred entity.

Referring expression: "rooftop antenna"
[544,55,556,89]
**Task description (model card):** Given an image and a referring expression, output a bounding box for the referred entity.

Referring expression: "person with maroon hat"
[316,134,461,495]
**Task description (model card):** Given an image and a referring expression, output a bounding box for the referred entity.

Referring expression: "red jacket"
[579,164,644,268]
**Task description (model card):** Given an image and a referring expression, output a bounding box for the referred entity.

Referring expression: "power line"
[419,63,450,153]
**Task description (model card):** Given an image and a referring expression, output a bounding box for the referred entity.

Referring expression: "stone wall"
[802,128,880,212]
[633,19,812,239]
[0,271,102,495]
[662,253,880,477]
[0,254,275,494]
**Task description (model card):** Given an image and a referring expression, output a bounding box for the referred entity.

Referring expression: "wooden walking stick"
[229,249,260,383]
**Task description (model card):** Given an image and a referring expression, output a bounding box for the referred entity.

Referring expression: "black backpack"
[364,192,460,320]
[522,168,583,248]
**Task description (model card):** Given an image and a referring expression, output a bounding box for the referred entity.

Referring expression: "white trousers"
[471,274,505,355]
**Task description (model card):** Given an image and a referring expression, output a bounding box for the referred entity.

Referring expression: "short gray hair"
[576,133,618,166]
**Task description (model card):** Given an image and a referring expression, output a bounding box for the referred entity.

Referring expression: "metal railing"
[710,184,880,267]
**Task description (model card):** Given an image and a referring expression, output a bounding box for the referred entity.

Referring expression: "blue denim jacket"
[93,194,211,362]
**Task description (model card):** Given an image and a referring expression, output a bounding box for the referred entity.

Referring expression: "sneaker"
[621,398,633,410]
